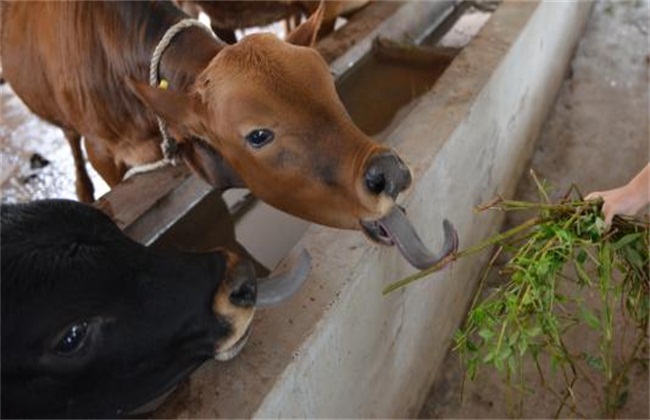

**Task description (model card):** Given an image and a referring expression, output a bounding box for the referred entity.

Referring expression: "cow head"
[131,6,458,270]
[0,200,308,418]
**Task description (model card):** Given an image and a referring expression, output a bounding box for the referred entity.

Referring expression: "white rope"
[124,18,216,181]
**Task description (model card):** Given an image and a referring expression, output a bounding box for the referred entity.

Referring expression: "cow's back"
[4,3,101,132]
[0,2,171,164]
[2,2,73,129]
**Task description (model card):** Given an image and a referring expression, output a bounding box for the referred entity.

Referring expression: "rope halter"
[123,18,217,180]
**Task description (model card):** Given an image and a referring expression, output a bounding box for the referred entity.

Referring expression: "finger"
[603,211,613,227]
[585,191,603,201]
[601,201,614,228]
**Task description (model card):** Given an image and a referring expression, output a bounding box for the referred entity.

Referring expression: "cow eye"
[245,129,275,148]
[56,322,89,354]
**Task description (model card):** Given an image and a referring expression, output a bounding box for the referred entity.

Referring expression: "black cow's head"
[0,199,307,418]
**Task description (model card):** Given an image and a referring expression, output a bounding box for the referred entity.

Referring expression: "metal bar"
[329,0,457,80]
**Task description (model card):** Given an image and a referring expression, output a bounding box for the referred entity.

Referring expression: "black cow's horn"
[256,249,311,308]
[378,206,458,270]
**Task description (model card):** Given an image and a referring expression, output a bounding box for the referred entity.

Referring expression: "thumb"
[585,191,602,201]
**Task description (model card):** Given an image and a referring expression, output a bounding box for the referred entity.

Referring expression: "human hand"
[586,187,642,227]
[586,164,650,228]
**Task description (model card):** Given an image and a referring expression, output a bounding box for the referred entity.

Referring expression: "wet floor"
[0,83,109,203]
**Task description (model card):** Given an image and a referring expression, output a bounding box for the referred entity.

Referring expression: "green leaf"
[478,328,495,341]
[555,229,571,243]
[583,353,604,372]
[623,246,644,269]
[611,233,642,250]
[483,351,496,364]
[507,354,517,375]
[594,217,606,234]
[555,292,568,303]
[535,261,550,277]
[494,356,505,372]
[467,359,478,380]
[517,338,529,356]
[580,307,600,330]
[598,243,613,287]
[550,354,560,372]
[574,259,593,286]
[498,346,513,361]
[526,326,543,338]
[469,307,484,324]
[508,331,520,346]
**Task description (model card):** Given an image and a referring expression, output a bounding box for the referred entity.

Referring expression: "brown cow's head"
[132,7,457,269]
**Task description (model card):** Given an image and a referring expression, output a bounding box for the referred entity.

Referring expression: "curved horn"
[378,206,458,270]
[256,249,312,308]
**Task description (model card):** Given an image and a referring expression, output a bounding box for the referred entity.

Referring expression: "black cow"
[0,199,308,418]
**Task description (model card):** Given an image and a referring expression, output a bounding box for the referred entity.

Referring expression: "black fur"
[1,199,229,418]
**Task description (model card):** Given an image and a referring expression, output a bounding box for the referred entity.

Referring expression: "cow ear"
[179,138,246,190]
[128,79,206,137]
[285,0,324,47]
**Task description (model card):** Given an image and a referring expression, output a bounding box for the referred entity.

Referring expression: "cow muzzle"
[359,151,458,270]
[213,250,311,360]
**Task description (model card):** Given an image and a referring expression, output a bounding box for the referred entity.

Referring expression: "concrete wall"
[254,1,594,416]
[155,1,593,417]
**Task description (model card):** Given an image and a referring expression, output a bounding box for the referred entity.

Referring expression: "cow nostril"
[365,169,387,195]
[229,279,257,307]
[364,152,412,198]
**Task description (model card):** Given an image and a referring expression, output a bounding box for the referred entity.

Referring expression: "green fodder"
[384,176,649,418]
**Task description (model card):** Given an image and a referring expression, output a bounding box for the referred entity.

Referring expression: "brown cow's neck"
[108,1,220,94]
[158,27,222,93]
[93,1,222,144]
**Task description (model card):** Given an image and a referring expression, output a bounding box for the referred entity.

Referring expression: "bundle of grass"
[384,173,649,418]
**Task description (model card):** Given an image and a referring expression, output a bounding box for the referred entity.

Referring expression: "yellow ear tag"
[158,79,169,90]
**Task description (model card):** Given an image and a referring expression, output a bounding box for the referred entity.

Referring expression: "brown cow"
[0,0,456,269]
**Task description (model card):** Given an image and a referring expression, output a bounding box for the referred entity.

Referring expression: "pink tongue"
[377,207,458,270]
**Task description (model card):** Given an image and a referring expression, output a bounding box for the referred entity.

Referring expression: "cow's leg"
[63,129,95,203]
[84,137,125,188]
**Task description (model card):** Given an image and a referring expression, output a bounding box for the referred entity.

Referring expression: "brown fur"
[1,0,404,232]
[1,1,219,195]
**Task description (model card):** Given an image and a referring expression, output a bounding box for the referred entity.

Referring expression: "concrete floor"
[0,84,109,203]
[419,0,649,418]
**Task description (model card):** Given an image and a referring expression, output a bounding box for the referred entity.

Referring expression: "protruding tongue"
[256,249,312,308]
[377,206,458,270]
